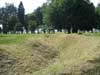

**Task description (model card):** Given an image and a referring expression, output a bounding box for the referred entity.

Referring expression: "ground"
[0,33,100,75]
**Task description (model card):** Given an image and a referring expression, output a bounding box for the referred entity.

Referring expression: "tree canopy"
[0,0,100,34]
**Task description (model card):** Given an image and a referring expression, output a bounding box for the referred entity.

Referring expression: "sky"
[0,0,99,14]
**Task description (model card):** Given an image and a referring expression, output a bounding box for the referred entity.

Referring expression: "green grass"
[0,33,100,75]
[84,32,100,36]
[0,34,44,44]
[0,34,27,44]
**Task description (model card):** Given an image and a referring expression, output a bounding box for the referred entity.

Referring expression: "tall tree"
[34,7,43,25]
[95,3,100,29]
[42,3,55,33]
[18,1,25,32]
[34,7,43,33]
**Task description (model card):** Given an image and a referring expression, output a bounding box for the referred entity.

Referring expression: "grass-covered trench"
[1,33,100,75]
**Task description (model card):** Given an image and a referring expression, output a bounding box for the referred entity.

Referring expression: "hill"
[0,33,100,75]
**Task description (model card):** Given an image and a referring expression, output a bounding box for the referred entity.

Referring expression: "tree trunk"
[52,29,55,34]
[68,28,71,34]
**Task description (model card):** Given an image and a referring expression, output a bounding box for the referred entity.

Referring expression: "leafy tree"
[70,0,95,32]
[42,3,54,33]
[42,0,96,33]
[0,3,17,33]
[8,15,18,32]
[26,13,37,33]
[34,7,43,33]
[34,7,43,26]
[14,22,23,33]
[95,3,100,29]
[28,20,37,33]
[5,3,17,16]
[0,7,8,34]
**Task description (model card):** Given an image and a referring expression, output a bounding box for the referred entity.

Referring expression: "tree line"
[0,0,100,34]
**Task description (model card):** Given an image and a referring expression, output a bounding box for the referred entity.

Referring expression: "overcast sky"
[0,0,99,14]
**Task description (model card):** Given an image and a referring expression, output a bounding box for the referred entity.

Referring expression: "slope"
[0,33,100,75]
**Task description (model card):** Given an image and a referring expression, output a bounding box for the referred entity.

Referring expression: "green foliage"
[0,3,17,33]
[0,0,99,34]
[95,4,100,29]
[28,20,37,33]
[34,7,43,26]
[14,22,23,32]
[41,0,96,33]
[26,13,38,33]
[96,4,100,14]
[8,15,18,31]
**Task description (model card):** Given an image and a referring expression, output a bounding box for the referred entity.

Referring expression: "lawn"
[0,33,100,75]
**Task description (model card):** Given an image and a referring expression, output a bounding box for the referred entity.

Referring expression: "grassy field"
[1,33,100,75]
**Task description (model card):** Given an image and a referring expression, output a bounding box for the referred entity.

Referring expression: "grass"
[0,34,27,44]
[0,33,100,75]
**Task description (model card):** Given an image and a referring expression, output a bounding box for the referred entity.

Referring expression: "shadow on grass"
[81,57,100,75]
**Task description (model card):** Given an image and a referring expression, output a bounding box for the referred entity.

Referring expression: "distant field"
[0,33,100,75]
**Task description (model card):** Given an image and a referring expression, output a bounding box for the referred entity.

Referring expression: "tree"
[28,20,37,33]
[18,1,25,32]
[5,3,17,16]
[42,3,54,33]
[26,13,37,33]
[0,7,8,34]
[42,0,96,33]
[0,27,1,33]
[0,3,17,34]
[34,7,43,33]
[95,3,100,29]
[42,0,74,33]
[8,15,18,32]
[14,22,23,33]
[34,7,43,26]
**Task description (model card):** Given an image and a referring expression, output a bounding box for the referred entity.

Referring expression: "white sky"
[0,0,99,14]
